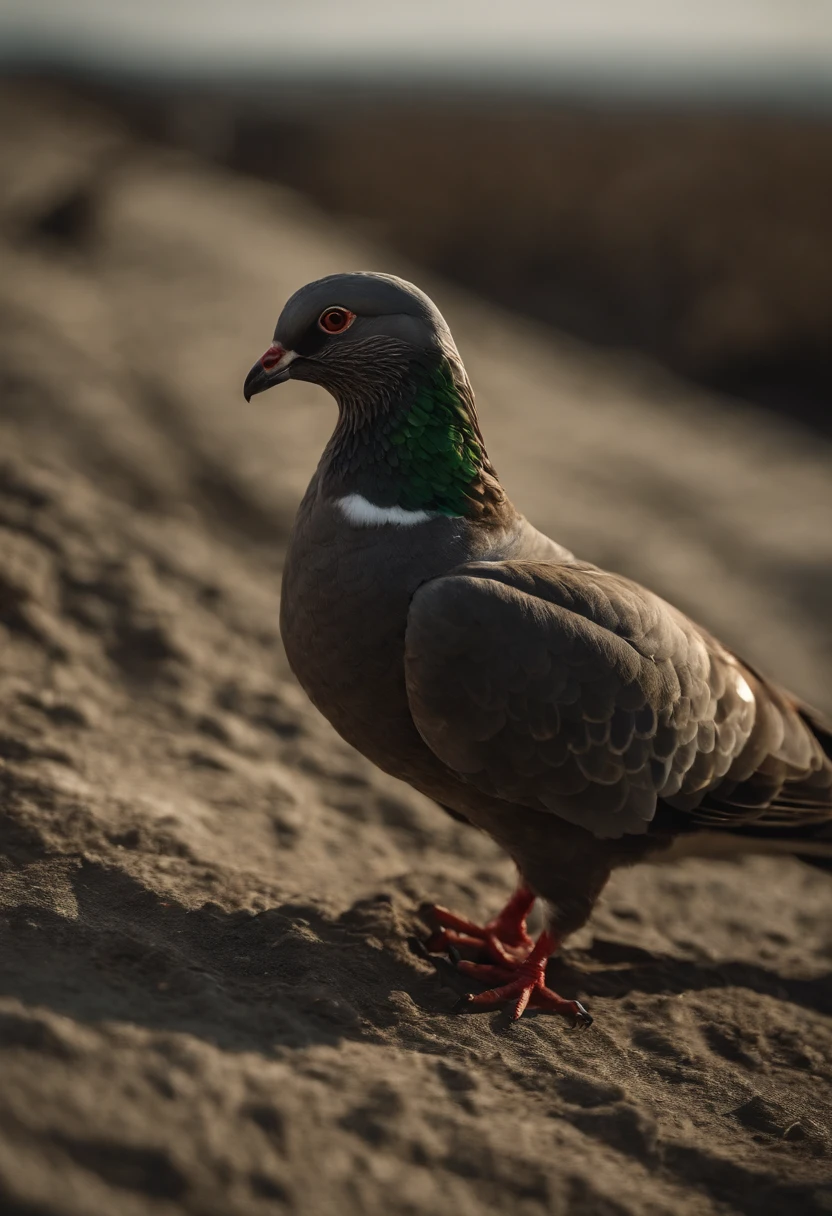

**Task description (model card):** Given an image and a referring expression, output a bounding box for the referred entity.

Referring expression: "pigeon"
[244,272,832,1025]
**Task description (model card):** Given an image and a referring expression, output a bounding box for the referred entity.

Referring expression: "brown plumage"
[244,272,832,1024]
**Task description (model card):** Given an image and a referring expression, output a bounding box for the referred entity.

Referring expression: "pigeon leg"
[425,886,535,964]
[456,930,592,1026]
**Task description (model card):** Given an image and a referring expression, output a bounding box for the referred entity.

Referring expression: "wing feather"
[405,560,831,840]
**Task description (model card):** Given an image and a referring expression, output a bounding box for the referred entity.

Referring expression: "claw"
[409,935,431,961]
[573,1002,593,1030]
[410,935,471,996]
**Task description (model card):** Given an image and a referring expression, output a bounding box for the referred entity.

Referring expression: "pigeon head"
[243,272,504,521]
[243,272,459,404]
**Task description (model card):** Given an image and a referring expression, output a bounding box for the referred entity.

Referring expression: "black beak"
[243,344,297,402]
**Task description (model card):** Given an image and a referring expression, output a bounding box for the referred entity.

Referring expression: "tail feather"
[792,702,832,871]
[690,692,832,871]
[795,701,832,760]
[800,857,832,874]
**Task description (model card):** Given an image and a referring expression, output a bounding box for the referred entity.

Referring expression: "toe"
[427,927,494,954]
[456,960,517,984]
[483,932,531,967]
[531,987,593,1028]
[428,905,489,937]
[511,985,534,1020]
[457,975,532,1010]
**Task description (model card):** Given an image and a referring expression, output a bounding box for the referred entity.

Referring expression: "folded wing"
[404,560,831,839]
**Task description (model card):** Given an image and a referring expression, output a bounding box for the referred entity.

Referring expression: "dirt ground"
[0,84,830,1216]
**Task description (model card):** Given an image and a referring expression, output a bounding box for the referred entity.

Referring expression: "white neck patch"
[335,494,437,528]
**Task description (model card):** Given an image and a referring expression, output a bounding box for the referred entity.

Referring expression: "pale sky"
[2,0,831,81]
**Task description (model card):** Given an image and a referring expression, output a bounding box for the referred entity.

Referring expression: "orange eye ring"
[318,306,355,335]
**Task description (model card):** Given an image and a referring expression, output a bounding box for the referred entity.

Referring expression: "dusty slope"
[0,85,831,1216]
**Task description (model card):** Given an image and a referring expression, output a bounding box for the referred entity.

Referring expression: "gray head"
[243,272,505,520]
[243,272,461,404]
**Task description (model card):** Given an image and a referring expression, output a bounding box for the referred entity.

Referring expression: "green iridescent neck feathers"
[387,360,486,516]
[324,353,503,522]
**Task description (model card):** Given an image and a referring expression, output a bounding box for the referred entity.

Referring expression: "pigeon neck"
[323,355,504,522]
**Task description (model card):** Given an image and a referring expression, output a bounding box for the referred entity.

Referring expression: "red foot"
[456,931,592,1026]
[425,886,536,966]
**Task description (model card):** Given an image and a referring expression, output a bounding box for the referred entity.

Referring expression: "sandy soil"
[0,84,831,1216]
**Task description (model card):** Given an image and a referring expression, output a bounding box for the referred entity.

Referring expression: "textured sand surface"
[0,85,831,1215]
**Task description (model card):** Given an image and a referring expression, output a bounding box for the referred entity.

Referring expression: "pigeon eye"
[318,306,355,334]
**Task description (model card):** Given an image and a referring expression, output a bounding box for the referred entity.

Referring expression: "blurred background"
[3,1,832,429]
